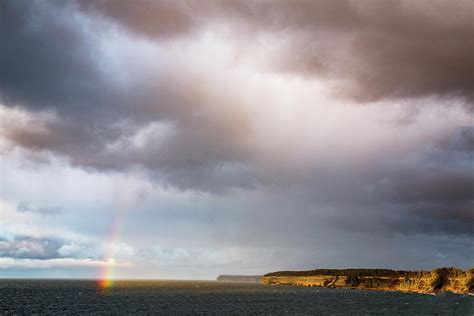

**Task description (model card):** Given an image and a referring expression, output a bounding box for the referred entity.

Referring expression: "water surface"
[0,279,472,315]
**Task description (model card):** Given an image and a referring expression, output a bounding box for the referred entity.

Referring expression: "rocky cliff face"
[261,268,473,294]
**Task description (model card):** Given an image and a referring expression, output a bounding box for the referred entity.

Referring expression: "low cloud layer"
[0,0,472,277]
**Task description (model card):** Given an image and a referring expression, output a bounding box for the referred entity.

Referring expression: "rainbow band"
[98,206,126,293]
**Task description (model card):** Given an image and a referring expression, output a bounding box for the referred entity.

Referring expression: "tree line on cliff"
[264,267,473,279]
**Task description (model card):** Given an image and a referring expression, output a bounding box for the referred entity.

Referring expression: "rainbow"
[97,206,126,294]
[97,259,115,294]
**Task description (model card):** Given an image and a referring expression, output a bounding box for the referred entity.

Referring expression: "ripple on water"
[0,280,472,315]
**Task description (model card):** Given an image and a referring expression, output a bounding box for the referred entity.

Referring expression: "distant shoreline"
[261,267,474,295]
[216,275,262,283]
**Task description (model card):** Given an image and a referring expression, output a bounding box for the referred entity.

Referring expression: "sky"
[0,0,473,279]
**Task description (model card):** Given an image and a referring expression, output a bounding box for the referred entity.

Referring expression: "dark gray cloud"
[1,0,471,187]
[219,127,473,239]
[78,0,474,102]
[78,0,197,39]
[0,236,63,259]
[0,0,255,192]
[0,0,123,118]
[217,0,474,102]
[0,0,472,273]
[320,127,474,236]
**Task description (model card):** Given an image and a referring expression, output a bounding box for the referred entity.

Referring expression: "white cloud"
[0,257,131,269]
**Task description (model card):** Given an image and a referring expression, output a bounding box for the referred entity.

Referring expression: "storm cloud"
[0,0,472,278]
[78,0,474,102]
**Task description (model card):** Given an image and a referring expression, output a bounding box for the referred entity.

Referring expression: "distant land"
[261,267,474,295]
[216,275,262,283]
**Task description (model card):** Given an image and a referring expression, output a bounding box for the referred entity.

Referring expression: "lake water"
[0,279,472,315]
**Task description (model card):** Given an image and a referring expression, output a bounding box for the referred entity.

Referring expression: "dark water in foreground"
[0,280,473,315]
